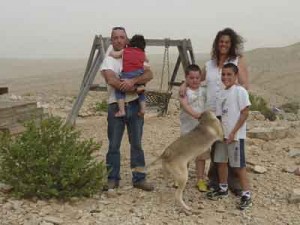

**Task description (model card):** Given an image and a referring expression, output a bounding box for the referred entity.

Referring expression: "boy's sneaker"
[196,179,208,192]
[206,188,228,200]
[238,196,252,210]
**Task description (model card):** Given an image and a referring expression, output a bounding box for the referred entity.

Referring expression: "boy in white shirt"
[179,64,209,192]
[207,63,252,210]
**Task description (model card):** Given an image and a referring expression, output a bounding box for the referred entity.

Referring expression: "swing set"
[66,35,195,125]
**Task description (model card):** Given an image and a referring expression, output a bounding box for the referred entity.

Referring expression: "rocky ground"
[0,92,300,225]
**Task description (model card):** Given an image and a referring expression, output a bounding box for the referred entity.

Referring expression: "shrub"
[95,100,108,112]
[0,117,106,199]
[280,102,299,114]
[249,93,276,121]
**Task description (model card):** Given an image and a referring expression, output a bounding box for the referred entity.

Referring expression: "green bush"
[95,100,108,112]
[280,102,299,114]
[249,93,276,121]
[0,117,106,199]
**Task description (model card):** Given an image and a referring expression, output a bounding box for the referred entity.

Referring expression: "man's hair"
[129,34,146,51]
[111,26,127,38]
[223,63,239,74]
[185,64,201,76]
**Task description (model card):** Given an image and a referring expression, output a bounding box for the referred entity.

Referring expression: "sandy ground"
[1,92,300,225]
[0,44,300,224]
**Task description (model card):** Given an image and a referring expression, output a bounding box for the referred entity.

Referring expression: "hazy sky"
[1,0,300,58]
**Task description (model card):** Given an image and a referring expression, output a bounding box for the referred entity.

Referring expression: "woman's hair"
[129,34,146,51]
[211,28,244,65]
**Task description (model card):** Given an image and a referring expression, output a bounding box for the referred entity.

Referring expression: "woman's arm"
[238,56,249,90]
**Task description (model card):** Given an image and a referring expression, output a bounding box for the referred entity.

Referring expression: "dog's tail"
[132,156,162,174]
[146,156,163,172]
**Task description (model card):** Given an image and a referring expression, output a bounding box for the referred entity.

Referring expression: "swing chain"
[160,39,170,91]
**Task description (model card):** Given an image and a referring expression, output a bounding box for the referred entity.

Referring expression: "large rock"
[283,113,299,121]
[288,189,300,204]
[288,148,300,158]
[0,182,13,193]
[253,165,267,174]
[248,111,265,121]
[247,126,290,140]
[43,216,63,225]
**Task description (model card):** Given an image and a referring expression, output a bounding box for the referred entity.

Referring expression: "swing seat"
[145,90,172,115]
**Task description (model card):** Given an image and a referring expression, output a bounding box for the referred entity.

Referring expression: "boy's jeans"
[106,99,146,184]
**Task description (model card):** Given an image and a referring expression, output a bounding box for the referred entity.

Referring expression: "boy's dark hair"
[185,64,201,76]
[223,63,239,74]
[129,34,146,51]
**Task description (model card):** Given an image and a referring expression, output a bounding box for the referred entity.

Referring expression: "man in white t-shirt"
[207,63,252,210]
[100,27,154,191]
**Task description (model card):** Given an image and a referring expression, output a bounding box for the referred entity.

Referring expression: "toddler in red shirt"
[110,34,148,117]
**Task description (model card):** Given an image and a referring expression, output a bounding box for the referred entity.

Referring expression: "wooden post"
[67,36,196,124]
[0,87,8,95]
[66,42,105,126]
[168,55,181,90]
[187,39,195,64]
[80,35,98,90]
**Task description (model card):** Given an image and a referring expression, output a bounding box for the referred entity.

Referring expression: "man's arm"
[101,69,126,90]
[119,69,153,92]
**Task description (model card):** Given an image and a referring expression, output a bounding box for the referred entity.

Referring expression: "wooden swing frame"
[66,35,195,125]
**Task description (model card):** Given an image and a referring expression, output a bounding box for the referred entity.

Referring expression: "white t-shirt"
[217,85,251,140]
[180,86,207,135]
[100,46,138,104]
[205,57,238,113]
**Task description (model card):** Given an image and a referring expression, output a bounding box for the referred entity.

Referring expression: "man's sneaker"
[103,180,119,191]
[196,179,208,192]
[133,180,154,192]
[206,188,228,200]
[238,196,252,210]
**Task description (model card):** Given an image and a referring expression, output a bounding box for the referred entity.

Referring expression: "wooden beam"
[0,87,8,95]
[98,37,186,47]
[66,47,105,126]
[187,39,195,64]
[168,55,181,91]
[169,81,183,86]
[80,35,98,90]
[89,84,107,92]
[68,35,196,124]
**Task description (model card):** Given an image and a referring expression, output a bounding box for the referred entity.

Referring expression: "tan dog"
[146,111,223,211]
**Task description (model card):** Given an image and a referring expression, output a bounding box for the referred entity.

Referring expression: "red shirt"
[122,47,145,72]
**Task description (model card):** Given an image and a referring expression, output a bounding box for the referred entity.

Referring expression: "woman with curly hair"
[205,28,249,196]
[180,28,249,194]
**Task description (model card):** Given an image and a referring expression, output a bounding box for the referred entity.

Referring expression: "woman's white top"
[180,86,207,135]
[205,57,238,113]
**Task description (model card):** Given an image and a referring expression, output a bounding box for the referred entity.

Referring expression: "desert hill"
[1,42,300,105]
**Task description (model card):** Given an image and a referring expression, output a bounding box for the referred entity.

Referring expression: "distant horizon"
[0,40,299,60]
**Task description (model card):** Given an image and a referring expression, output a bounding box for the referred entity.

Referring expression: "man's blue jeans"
[106,99,146,184]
